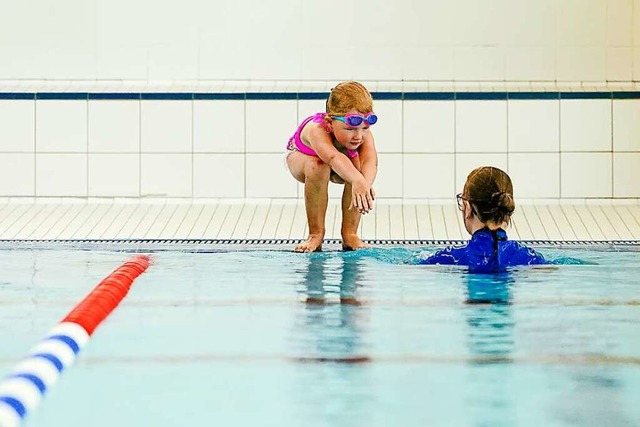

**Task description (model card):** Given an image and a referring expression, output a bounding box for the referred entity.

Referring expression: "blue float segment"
[30,353,64,373]
[0,397,26,418]
[8,373,47,395]
[48,335,80,354]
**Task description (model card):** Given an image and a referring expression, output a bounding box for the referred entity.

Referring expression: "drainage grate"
[0,238,638,247]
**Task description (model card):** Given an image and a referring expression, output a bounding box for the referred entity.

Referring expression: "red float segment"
[62,255,151,336]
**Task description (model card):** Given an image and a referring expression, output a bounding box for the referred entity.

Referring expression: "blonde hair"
[463,166,515,226]
[325,81,374,116]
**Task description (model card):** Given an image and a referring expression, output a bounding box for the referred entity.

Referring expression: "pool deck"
[0,198,638,242]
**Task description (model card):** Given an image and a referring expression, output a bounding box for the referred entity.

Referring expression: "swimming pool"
[1,244,639,427]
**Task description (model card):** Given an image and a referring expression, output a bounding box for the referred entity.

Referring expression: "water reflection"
[295,253,368,360]
[464,272,516,362]
[290,253,373,426]
[465,273,515,353]
[463,272,517,426]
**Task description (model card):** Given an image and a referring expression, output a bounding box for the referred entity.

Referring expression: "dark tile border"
[1,91,639,101]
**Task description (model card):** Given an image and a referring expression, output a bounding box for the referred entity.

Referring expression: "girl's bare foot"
[295,234,324,252]
[341,234,370,251]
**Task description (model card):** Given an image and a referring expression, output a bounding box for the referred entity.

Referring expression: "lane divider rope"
[0,255,151,427]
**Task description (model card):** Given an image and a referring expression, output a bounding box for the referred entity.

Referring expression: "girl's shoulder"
[302,113,332,138]
[310,113,332,132]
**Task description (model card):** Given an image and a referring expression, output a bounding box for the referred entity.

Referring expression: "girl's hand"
[350,179,374,214]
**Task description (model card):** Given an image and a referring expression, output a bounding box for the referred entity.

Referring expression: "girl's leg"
[341,181,369,250]
[287,152,330,252]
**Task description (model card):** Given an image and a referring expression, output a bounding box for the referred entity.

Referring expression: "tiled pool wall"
[1,1,639,201]
[0,88,639,200]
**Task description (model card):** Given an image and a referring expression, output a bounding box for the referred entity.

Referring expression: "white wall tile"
[607,48,634,81]
[613,153,640,197]
[36,101,87,152]
[635,0,640,46]
[456,101,507,153]
[0,48,41,79]
[455,154,508,193]
[140,154,191,197]
[560,100,612,151]
[401,47,454,81]
[557,0,607,46]
[451,0,507,46]
[556,47,607,81]
[193,100,245,153]
[193,154,245,198]
[350,2,408,48]
[301,0,356,45]
[298,100,326,122]
[247,45,302,81]
[244,2,303,80]
[0,100,34,152]
[635,48,640,81]
[148,45,198,81]
[508,100,559,152]
[246,153,297,198]
[301,49,355,81]
[504,0,557,46]
[88,101,139,153]
[140,101,192,153]
[613,100,640,151]
[374,154,403,198]
[404,101,455,153]
[94,0,148,77]
[2,0,639,85]
[607,0,633,46]
[17,1,97,80]
[403,154,455,198]
[505,48,556,81]
[372,101,402,153]
[88,154,139,197]
[352,48,404,81]
[96,45,148,80]
[0,153,34,195]
[199,43,251,80]
[4,2,74,71]
[197,3,253,80]
[36,153,87,197]
[246,101,297,153]
[508,153,560,198]
[405,1,456,46]
[454,47,505,81]
[561,153,612,198]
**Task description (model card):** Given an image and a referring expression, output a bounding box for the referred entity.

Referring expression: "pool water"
[1,245,639,427]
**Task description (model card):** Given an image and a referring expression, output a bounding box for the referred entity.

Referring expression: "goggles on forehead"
[331,113,378,127]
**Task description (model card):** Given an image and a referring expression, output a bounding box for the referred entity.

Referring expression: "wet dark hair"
[463,166,515,226]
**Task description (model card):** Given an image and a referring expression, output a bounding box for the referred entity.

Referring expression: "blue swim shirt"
[419,228,546,272]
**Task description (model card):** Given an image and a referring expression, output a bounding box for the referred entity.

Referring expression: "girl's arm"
[307,125,367,186]
[357,133,378,188]
[306,124,374,213]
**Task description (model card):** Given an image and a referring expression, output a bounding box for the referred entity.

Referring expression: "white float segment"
[47,323,90,349]
[11,359,60,390]
[0,377,42,412]
[0,401,21,427]
[28,341,77,369]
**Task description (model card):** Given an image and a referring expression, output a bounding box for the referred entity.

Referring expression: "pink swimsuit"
[287,113,358,158]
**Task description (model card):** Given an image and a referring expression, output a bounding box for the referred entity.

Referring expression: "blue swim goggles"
[331,113,378,127]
